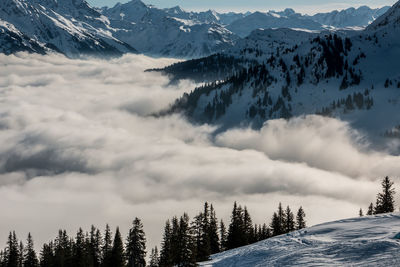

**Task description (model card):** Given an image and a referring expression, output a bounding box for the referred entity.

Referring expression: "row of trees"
[157,202,306,266]
[0,202,306,267]
[0,219,146,267]
[2,176,396,267]
[360,176,396,217]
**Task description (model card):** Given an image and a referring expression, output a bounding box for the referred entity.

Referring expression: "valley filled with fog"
[0,53,399,251]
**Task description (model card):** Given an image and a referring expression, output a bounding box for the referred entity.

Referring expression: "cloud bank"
[0,53,399,252]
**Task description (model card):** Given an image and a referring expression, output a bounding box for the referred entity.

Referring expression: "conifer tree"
[195,203,210,262]
[101,225,113,267]
[5,231,20,267]
[374,176,396,214]
[227,202,245,249]
[367,203,374,215]
[148,247,159,267]
[359,209,363,217]
[261,224,270,240]
[88,226,102,267]
[219,220,227,252]
[243,207,254,244]
[191,213,203,262]
[208,205,220,255]
[73,228,88,267]
[18,241,23,267]
[170,217,180,265]
[296,207,306,230]
[159,220,173,267]
[110,228,125,267]
[177,214,196,267]
[284,206,295,233]
[270,212,281,236]
[126,218,146,267]
[54,230,72,267]
[23,233,39,267]
[39,242,54,267]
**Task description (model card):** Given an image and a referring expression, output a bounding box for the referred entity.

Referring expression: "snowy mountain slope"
[226,10,324,38]
[158,1,400,136]
[226,6,390,38]
[367,1,400,31]
[311,6,390,29]
[0,19,48,55]
[102,0,239,58]
[201,213,400,266]
[0,0,137,57]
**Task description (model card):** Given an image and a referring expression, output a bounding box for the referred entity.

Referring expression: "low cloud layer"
[0,53,399,252]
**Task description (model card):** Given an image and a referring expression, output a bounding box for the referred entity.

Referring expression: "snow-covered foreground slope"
[202,213,400,266]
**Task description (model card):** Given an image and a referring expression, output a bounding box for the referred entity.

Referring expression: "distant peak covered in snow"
[367,1,400,30]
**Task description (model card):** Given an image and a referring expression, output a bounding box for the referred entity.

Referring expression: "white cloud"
[0,53,398,252]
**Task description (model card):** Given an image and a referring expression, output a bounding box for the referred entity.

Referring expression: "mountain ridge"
[0,0,391,58]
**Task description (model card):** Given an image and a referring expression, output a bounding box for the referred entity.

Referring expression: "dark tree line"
[0,218,146,267]
[158,201,306,266]
[0,203,306,267]
[360,176,396,216]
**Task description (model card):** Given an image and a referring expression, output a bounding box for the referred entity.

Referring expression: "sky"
[1,52,399,253]
[88,0,397,14]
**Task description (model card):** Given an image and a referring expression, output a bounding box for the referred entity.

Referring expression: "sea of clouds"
[0,52,399,252]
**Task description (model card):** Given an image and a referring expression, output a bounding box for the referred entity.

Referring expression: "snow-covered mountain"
[102,0,239,58]
[0,0,137,57]
[201,213,400,266]
[157,1,400,137]
[311,6,390,29]
[226,9,324,38]
[0,0,392,58]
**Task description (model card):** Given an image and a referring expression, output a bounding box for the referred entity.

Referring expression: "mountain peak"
[367,1,400,31]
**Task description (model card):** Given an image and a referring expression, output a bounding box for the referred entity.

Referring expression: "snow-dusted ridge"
[0,0,391,58]
[201,213,400,266]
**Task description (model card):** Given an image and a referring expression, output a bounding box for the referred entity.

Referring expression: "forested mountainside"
[157,1,400,136]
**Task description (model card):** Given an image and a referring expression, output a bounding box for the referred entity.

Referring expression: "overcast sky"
[88,0,397,14]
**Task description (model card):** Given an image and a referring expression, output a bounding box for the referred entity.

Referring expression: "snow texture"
[201,213,400,266]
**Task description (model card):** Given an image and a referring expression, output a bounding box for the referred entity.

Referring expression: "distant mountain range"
[0,0,390,57]
[155,1,400,137]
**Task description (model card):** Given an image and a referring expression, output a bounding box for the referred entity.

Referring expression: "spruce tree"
[284,206,295,233]
[170,217,180,265]
[23,233,39,267]
[177,214,196,267]
[296,207,306,230]
[227,202,245,249]
[208,205,220,255]
[101,225,113,267]
[73,228,88,267]
[54,230,72,267]
[196,203,210,262]
[88,226,102,267]
[270,212,281,236]
[359,209,363,217]
[5,231,20,267]
[374,176,396,214]
[148,247,159,267]
[126,218,146,267]
[367,203,374,215]
[18,241,23,267]
[243,207,254,244]
[159,220,173,267]
[39,242,54,267]
[219,220,227,252]
[110,227,125,267]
